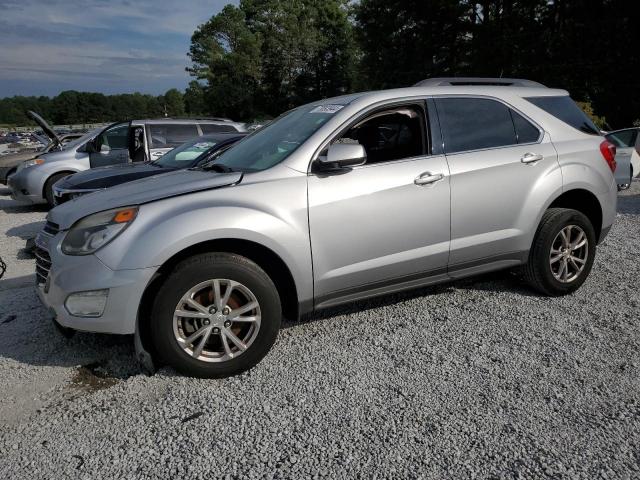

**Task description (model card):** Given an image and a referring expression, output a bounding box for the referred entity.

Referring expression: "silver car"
[9,118,247,206]
[36,78,617,378]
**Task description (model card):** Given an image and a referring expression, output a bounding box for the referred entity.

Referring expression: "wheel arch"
[137,238,301,361]
[547,188,603,240]
[42,170,77,199]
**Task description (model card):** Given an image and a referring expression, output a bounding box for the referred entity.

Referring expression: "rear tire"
[523,208,596,296]
[44,172,71,207]
[151,253,281,378]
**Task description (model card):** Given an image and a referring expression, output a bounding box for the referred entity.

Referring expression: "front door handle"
[521,152,544,164]
[414,172,444,186]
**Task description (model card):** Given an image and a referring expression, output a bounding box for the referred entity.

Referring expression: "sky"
[0,0,237,98]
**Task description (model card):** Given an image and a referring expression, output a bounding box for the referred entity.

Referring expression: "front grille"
[35,246,51,286]
[43,221,60,236]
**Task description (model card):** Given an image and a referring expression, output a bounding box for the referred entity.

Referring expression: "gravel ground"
[0,182,639,479]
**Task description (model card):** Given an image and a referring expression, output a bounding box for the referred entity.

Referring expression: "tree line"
[2,0,638,129]
[188,0,639,129]
[0,88,196,127]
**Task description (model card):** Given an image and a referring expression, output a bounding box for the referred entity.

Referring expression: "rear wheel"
[523,208,596,296]
[44,172,72,207]
[151,253,281,378]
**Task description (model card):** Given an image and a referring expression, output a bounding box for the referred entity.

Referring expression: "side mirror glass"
[100,144,111,154]
[317,143,366,170]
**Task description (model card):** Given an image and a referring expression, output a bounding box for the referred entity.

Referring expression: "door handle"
[521,152,543,164]
[414,172,444,186]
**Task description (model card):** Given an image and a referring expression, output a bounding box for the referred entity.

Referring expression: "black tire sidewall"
[45,173,71,207]
[151,254,281,378]
[536,210,596,295]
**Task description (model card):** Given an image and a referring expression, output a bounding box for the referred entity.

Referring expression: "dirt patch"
[70,362,120,392]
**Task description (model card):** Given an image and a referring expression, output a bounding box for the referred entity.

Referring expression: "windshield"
[63,128,102,150]
[154,138,219,168]
[211,103,343,171]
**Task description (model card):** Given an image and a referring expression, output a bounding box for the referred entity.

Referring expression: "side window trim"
[309,99,434,173]
[428,94,544,156]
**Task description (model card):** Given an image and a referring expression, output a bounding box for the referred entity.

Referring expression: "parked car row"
[18,78,619,378]
[5,115,247,206]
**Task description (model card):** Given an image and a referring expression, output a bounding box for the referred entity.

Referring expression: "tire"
[151,253,282,378]
[44,172,72,207]
[523,208,596,296]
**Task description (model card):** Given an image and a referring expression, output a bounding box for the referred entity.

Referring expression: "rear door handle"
[521,152,543,164]
[414,172,444,186]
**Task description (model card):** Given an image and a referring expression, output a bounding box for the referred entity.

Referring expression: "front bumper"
[7,168,45,204]
[35,232,156,334]
[52,184,100,205]
[0,165,15,185]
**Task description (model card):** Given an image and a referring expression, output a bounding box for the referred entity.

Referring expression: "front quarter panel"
[95,171,313,308]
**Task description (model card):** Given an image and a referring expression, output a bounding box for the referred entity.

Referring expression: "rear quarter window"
[147,124,199,149]
[606,129,638,148]
[525,96,600,135]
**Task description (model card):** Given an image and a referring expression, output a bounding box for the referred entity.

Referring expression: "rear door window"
[435,98,517,154]
[147,124,199,149]
[525,96,600,135]
[200,123,238,134]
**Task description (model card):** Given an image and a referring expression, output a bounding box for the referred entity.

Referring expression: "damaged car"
[0,111,84,185]
[9,118,247,207]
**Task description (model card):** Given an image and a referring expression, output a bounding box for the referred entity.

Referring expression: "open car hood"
[49,168,243,230]
[27,111,62,147]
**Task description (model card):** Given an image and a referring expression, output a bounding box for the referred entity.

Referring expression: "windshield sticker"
[310,104,344,114]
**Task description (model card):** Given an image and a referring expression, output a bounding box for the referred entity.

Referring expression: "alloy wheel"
[549,225,589,283]
[173,279,261,362]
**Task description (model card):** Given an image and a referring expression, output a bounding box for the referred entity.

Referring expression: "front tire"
[523,208,596,296]
[151,253,282,378]
[44,172,71,207]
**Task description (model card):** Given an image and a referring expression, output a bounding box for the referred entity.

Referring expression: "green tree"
[163,88,185,117]
[184,81,206,115]
[188,4,262,119]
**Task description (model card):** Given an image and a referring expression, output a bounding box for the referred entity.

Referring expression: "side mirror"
[316,143,366,171]
[100,144,111,154]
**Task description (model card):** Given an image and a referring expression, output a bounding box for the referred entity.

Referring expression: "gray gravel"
[1,183,639,479]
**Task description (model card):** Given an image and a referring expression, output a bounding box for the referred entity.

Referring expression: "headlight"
[20,158,45,170]
[62,206,138,255]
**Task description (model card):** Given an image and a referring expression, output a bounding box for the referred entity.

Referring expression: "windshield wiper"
[199,163,235,173]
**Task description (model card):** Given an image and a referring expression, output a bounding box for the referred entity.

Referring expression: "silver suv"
[36,78,618,378]
[9,118,247,206]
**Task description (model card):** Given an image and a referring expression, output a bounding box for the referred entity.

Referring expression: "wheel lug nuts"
[212,327,220,334]
[224,321,231,328]
[208,306,217,314]
[203,319,210,325]
[222,307,231,315]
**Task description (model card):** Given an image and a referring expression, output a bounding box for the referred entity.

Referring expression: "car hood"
[28,111,61,146]
[60,163,175,190]
[49,168,243,229]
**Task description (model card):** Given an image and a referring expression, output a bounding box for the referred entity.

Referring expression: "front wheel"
[151,253,282,378]
[523,208,596,296]
[44,172,71,207]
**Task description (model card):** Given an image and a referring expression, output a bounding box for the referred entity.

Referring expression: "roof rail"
[414,77,546,88]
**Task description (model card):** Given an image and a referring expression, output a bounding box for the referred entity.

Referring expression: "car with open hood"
[51,133,246,205]
[8,118,247,207]
[0,111,84,184]
[36,78,617,378]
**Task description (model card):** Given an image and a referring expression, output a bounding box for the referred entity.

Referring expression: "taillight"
[599,140,617,173]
